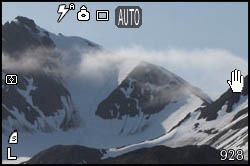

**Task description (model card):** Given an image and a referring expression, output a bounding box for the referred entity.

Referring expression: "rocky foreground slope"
[23,144,247,164]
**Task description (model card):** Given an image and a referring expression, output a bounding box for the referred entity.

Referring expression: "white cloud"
[2,47,59,72]
[2,46,248,100]
[76,46,248,100]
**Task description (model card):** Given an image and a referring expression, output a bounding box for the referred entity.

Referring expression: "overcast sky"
[2,2,248,99]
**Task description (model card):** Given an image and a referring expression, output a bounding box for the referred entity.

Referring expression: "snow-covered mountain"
[196,75,248,158]
[2,16,248,163]
[85,61,212,145]
[100,75,248,160]
[2,16,100,134]
[21,73,248,163]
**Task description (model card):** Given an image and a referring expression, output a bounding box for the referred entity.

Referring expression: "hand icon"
[227,69,244,93]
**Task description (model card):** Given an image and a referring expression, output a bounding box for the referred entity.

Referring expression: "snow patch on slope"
[2,157,30,164]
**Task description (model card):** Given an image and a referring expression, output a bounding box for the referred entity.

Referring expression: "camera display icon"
[5,74,18,85]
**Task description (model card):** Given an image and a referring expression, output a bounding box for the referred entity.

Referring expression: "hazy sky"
[2,2,248,99]
[2,2,248,59]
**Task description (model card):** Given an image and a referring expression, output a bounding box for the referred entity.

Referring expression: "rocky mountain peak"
[14,16,39,33]
[95,62,211,120]
[128,61,181,87]
[2,16,55,55]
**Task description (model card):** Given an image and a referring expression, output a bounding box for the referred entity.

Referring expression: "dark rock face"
[2,16,55,56]
[101,145,248,164]
[29,73,71,117]
[2,73,73,124]
[198,75,248,121]
[96,62,211,120]
[23,145,106,164]
[24,145,248,164]
[168,112,191,132]
[232,107,248,122]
